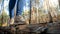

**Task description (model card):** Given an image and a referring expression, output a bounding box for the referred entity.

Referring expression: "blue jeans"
[9,0,16,19]
[9,0,30,19]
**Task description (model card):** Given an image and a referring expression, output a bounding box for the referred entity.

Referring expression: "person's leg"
[9,0,16,24]
[16,0,30,24]
[15,0,25,24]
[16,0,24,16]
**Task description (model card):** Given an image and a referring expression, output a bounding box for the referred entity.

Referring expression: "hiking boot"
[10,18,14,25]
[15,15,26,24]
